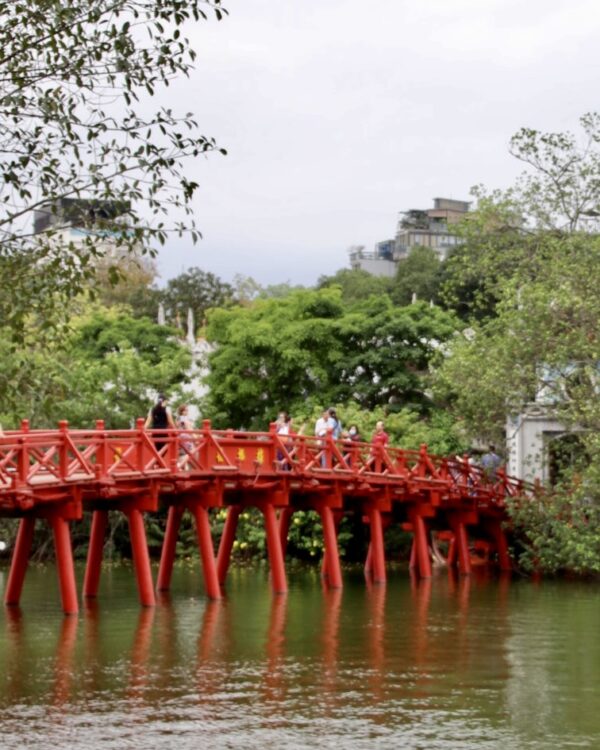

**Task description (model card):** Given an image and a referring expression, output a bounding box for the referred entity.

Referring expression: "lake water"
[0,563,598,749]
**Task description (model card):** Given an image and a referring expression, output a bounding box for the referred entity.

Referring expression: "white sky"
[155,0,600,286]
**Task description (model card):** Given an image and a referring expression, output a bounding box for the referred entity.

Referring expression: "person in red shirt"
[371,420,389,448]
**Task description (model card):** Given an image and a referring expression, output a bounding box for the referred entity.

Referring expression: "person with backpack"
[145,394,176,453]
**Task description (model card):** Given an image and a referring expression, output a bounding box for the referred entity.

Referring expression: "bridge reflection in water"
[0,567,599,749]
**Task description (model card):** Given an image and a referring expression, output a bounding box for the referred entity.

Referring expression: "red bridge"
[0,419,529,614]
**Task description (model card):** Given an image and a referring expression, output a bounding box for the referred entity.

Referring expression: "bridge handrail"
[0,423,536,503]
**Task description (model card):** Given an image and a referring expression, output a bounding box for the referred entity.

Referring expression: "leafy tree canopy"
[317,268,393,302]
[436,234,600,444]
[161,266,234,330]
[0,0,226,340]
[442,113,600,322]
[94,254,162,319]
[204,288,459,429]
[390,245,442,307]
[0,307,191,428]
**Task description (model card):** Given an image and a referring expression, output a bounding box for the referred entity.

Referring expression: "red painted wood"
[157,505,184,592]
[83,510,108,598]
[0,424,532,612]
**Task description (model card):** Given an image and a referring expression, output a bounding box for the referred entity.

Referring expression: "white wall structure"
[180,308,214,425]
[506,404,572,483]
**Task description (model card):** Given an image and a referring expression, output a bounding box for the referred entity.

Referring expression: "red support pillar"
[489,520,511,572]
[364,541,373,577]
[51,515,79,615]
[4,516,36,606]
[320,506,343,589]
[278,507,294,556]
[447,535,457,567]
[453,521,472,576]
[126,509,156,607]
[369,509,386,583]
[216,505,241,586]
[409,538,417,569]
[83,510,108,598]
[192,505,221,600]
[157,505,184,591]
[413,514,432,579]
[262,502,287,594]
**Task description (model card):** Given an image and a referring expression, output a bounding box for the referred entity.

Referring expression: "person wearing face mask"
[347,424,361,442]
[342,424,362,467]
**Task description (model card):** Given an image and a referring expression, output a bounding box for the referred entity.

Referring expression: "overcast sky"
[155,0,600,286]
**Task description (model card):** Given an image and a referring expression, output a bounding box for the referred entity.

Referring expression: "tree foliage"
[94,253,162,319]
[204,288,459,429]
[161,266,234,331]
[317,267,393,302]
[0,0,226,338]
[390,245,442,307]
[434,114,600,576]
[0,307,191,428]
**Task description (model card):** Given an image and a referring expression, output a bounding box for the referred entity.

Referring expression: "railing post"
[136,417,146,471]
[325,429,334,470]
[17,422,30,489]
[269,422,277,469]
[95,419,110,480]
[201,419,212,467]
[58,420,69,481]
[418,443,428,478]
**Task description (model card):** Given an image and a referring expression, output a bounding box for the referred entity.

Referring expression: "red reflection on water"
[52,615,79,707]
[365,579,386,701]
[262,593,288,702]
[4,606,25,700]
[196,599,225,699]
[127,607,155,701]
[320,587,342,702]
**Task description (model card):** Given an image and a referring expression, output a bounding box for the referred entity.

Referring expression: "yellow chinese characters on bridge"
[256,448,264,466]
[216,452,224,464]
[237,448,246,462]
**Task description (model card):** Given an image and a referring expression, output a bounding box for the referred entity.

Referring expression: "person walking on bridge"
[481,445,502,482]
[145,394,176,453]
[371,420,389,448]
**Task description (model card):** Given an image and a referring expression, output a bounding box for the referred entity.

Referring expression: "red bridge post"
[369,509,387,583]
[216,505,241,586]
[191,504,221,600]
[157,505,184,591]
[262,501,287,594]
[83,510,109,598]
[413,514,432,579]
[320,505,342,588]
[51,513,79,615]
[4,516,36,606]
[126,508,156,607]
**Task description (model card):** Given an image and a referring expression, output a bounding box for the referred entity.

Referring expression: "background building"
[350,197,469,277]
[33,198,135,257]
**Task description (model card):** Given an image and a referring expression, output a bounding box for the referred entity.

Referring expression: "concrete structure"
[33,198,136,258]
[350,197,470,277]
[506,404,571,484]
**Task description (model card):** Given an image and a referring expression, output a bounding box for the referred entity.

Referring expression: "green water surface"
[0,563,598,749]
